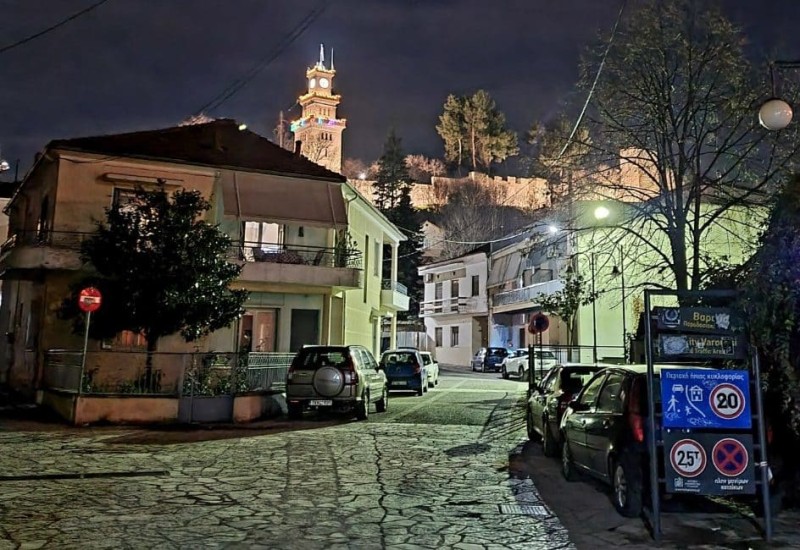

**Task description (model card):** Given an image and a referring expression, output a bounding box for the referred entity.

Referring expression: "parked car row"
[284,345,439,422]
[527,363,706,518]
[471,346,559,380]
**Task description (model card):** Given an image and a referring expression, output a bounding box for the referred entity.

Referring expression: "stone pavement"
[0,401,574,549]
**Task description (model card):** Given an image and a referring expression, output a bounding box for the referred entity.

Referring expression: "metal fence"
[42,350,295,396]
[229,240,362,269]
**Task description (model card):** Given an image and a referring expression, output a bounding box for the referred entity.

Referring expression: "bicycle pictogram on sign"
[712,438,749,477]
[669,438,707,478]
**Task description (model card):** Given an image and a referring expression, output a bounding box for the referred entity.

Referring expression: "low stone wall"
[75,395,179,425]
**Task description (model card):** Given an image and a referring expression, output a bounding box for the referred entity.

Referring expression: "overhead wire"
[0,0,112,56]
[193,1,328,116]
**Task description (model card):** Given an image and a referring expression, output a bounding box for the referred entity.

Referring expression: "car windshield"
[381,351,417,365]
[535,351,557,360]
[421,354,432,365]
[293,348,350,370]
[487,348,508,357]
[560,367,602,393]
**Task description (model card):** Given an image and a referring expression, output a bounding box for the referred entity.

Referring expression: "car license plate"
[393,380,407,386]
[309,399,332,406]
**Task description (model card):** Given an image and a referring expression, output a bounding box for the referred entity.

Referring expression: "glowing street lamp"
[759,60,800,131]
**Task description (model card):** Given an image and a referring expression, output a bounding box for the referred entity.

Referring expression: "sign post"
[644,290,771,543]
[527,313,550,389]
[77,287,102,394]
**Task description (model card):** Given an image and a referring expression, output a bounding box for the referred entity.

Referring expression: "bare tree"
[566,0,800,292]
[300,134,338,166]
[405,155,447,183]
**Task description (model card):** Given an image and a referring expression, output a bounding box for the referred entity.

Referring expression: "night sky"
[1,0,800,180]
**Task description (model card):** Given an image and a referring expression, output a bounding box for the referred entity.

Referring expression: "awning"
[487,252,523,288]
[222,171,347,229]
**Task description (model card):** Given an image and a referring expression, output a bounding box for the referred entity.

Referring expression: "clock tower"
[291,44,347,174]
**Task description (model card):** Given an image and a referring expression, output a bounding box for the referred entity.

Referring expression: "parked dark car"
[526,363,603,456]
[380,349,428,396]
[471,347,509,372]
[285,345,388,420]
[559,364,698,517]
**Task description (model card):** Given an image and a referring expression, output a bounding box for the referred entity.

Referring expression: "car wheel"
[416,382,424,396]
[526,408,540,442]
[518,366,525,380]
[375,387,388,413]
[287,402,303,420]
[435,374,439,386]
[481,362,486,373]
[502,366,509,379]
[355,391,369,420]
[428,375,434,389]
[542,417,558,457]
[612,453,643,518]
[561,439,579,481]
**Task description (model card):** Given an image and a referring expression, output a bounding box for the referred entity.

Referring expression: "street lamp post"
[611,246,627,362]
[590,253,597,363]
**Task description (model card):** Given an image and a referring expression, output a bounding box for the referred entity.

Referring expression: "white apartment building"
[418,246,489,366]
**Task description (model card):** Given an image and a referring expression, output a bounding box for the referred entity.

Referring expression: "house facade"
[487,224,567,350]
[0,120,407,397]
[418,246,489,366]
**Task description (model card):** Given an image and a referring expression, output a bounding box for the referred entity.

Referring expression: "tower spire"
[330,48,334,71]
[318,43,325,68]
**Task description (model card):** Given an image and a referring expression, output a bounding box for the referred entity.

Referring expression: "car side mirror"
[569,401,590,412]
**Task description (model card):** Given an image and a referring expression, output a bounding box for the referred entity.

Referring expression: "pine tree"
[373,130,423,318]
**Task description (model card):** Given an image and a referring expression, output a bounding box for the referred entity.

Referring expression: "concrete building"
[418,246,489,366]
[0,119,407,397]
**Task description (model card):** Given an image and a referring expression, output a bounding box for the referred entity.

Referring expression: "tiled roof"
[48,119,345,182]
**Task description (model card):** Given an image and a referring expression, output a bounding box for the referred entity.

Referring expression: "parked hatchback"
[419,351,440,388]
[286,345,388,421]
[559,364,695,517]
[526,363,603,456]
[471,347,509,372]
[380,349,428,395]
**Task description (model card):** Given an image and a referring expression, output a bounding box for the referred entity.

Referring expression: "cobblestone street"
[0,372,572,549]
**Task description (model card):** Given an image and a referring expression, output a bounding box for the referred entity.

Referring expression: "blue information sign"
[660,368,751,429]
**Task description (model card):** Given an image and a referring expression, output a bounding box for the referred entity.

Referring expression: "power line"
[0,0,112,56]
[193,1,328,116]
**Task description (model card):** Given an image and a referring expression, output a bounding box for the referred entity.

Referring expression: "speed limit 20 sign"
[660,368,751,429]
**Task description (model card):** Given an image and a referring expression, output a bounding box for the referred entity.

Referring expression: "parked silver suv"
[285,345,388,421]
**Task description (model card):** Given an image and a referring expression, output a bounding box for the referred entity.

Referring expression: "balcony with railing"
[0,229,91,272]
[380,279,410,312]
[230,240,362,290]
[491,279,564,313]
[419,295,487,317]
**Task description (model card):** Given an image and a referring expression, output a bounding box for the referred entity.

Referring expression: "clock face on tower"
[309,78,316,89]
[319,77,329,89]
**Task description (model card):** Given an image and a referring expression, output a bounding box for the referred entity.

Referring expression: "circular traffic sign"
[528,313,550,334]
[78,287,102,313]
[709,383,746,420]
[712,438,749,477]
[669,438,707,478]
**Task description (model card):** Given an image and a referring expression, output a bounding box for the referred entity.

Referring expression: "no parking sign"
[664,432,755,495]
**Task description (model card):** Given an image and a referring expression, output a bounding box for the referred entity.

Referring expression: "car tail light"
[412,357,422,374]
[628,377,645,443]
[343,358,358,385]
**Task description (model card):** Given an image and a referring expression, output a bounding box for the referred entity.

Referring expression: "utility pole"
[273,111,291,151]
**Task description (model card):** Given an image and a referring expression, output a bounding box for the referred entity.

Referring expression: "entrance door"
[290,309,320,352]
[240,309,278,352]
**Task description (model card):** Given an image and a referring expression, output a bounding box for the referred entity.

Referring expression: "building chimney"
[294,140,302,156]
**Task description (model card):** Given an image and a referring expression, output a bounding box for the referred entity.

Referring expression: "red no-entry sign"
[78,287,102,313]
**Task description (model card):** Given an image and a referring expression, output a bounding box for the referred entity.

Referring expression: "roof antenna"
[318,43,325,68]
[330,48,334,71]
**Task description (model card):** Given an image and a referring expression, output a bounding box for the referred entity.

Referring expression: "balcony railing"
[419,296,486,316]
[0,229,93,255]
[230,240,362,269]
[492,279,564,308]
[0,231,363,270]
[381,279,408,295]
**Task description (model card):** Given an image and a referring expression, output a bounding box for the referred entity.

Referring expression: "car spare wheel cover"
[312,366,345,397]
